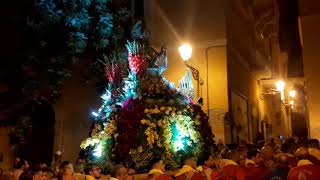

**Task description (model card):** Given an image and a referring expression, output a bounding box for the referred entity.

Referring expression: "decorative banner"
[179,68,194,99]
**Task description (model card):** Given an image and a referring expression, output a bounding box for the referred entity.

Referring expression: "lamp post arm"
[185,63,200,81]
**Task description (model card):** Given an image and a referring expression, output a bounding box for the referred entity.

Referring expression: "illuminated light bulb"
[91,111,99,117]
[275,80,285,92]
[289,100,294,105]
[179,43,192,61]
[289,90,296,98]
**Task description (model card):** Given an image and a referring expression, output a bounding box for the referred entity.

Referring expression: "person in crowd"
[244,148,270,180]
[32,163,47,180]
[308,147,320,165]
[220,150,245,180]
[13,157,21,168]
[175,154,206,180]
[11,159,30,180]
[110,164,128,180]
[244,149,260,166]
[260,146,275,169]
[84,163,102,180]
[58,161,76,180]
[238,145,248,166]
[74,157,85,174]
[262,153,290,180]
[147,157,173,180]
[309,139,320,149]
[287,147,320,180]
[51,151,63,177]
[257,140,265,150]
[202,155,224,180]
[217,139,226,153]
[0,153,4,177]
[281,142,297,168]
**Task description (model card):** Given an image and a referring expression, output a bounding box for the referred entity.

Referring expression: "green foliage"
[24,0,131,102]
[68,32,88,53]
[95,14,113,49]
[122,71,139,99]
[8,116,32,151]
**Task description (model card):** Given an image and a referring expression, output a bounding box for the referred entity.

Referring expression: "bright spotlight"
[179,43,192,61]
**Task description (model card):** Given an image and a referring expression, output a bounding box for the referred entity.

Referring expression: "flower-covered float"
[80,40,215,172]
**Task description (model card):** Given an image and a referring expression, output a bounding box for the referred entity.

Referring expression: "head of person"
[14,157,21,166]
[309,139,320,149]
[257,140,265,150]
[13,159,25,170]
[297,138,308,148]
[274,153,289,168]
[33,163,44,178]
[247,149,264,165]
[261,146,275,161]
[54,151,62,162]
[295,147,309,161]
[225,150,240,164]
[238,145,248,161]
[220,148,229,159]
[181,154,197,169]
[60,161,74,176]
[281,142,293,154]
[111,164,128,180]
[204,155,216,168]
[84,163,101,179]
[25,160,30,170]
[76,158,85,164]
[149,157,165,172]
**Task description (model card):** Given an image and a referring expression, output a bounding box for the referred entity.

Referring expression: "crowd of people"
[1,137,320,180]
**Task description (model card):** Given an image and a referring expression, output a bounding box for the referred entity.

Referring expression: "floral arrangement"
[126,41,148,78]
[80,41,215,172]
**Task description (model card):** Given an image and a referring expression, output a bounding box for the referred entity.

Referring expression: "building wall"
[0,127,14,170]
[226,0,262,143]
[54,63,98,162]
[299,14,320,140]
[144,0,226,45]
[227,48,260,143]
[144,0,229,142]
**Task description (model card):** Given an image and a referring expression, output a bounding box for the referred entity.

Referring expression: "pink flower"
[128,53,148,78]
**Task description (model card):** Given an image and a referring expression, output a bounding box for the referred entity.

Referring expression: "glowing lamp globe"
[93,143,103,157]
[289,100,294,105]
[289,90,296,98]
[179,43,192,61]
[275,80,285,92]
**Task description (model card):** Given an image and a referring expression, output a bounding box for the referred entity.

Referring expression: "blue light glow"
[93,143,103,157]
[173,123,188,152]
[91,111,99,117]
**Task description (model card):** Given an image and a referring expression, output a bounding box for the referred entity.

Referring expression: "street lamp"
[179,43,192,61]
[289,90,296,98]
[275,80,285,92]
[178,43,202,99]
[275,80,285,100]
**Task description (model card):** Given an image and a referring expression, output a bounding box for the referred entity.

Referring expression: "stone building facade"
[144,0,310,144]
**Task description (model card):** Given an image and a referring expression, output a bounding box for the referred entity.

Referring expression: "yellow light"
[289,100,294,105]
[275,80,285,92]
[179,43,192,61]
[289,90,296,98]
